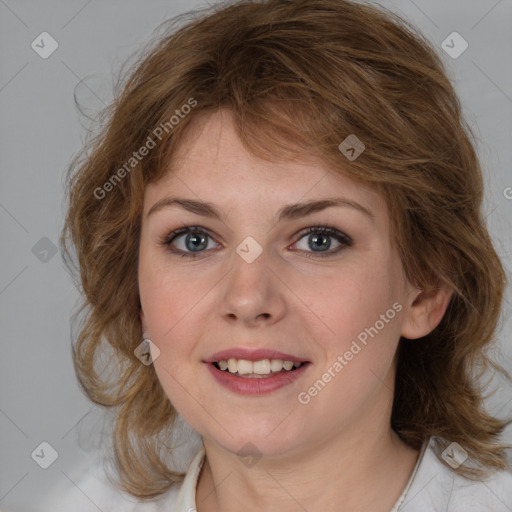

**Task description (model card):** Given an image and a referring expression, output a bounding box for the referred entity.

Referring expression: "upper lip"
[204,348,309,364]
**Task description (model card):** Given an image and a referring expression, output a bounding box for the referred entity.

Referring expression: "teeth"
[237,359,253,375]
[283,360,294,371]
[253,359,271,374]
[215,358,303,376]
[270,359,283,372]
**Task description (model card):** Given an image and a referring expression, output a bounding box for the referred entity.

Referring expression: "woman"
[61,0,512,510]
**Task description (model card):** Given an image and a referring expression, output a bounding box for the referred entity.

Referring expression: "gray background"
[1,0,511,510]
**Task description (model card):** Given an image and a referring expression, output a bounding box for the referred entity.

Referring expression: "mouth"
[205,359,311,395]
[203,348,311,394]
[211,358,310,378]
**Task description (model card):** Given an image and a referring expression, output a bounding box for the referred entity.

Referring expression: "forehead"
[144,109,386,220]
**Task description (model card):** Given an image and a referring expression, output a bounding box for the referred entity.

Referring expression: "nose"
[217,250,287,328]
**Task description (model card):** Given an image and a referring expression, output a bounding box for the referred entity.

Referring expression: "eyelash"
[160,225,353,259]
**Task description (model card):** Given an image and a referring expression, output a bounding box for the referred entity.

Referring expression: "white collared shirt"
[37,436,512,511]
[172,437,512,511]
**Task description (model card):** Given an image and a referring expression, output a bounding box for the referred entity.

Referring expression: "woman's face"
[138,109,419,458]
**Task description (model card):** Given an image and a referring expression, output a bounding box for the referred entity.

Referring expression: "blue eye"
[293,225,352,258]
[161,226,218,258]
[161,225,352,259]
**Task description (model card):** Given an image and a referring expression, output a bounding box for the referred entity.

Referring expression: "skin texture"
[138,109,453,512]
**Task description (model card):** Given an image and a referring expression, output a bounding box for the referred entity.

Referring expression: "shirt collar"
[175,444,206,511]
[175,438,431,511]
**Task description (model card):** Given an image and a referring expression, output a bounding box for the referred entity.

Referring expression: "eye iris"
[186,232,208,252]
[309,233,331,252]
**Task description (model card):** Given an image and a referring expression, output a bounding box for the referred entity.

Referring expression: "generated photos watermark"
[297,301,403,405]
[94,97,198,200]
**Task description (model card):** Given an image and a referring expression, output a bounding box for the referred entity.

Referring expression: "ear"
[400,284,453,340]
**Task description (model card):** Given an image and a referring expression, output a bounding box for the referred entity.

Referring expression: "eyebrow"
[147,196,374,222]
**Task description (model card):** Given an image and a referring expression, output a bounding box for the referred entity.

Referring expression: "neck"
[195,424,420,512]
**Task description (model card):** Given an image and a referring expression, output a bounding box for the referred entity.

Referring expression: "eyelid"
[291,225,352,259]
[160,224,352,258]
[294,225,352,244]
[161,225,217,245]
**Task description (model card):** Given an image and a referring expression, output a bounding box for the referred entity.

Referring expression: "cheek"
[297,268,402,423]
[142,270,208,415]
[333,318,399,380]
[299,257,401,344]
[138,252,217,397]
[138,249,204,338]
[300,264,404,407]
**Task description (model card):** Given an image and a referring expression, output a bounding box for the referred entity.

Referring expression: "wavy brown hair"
[60,0,512,500]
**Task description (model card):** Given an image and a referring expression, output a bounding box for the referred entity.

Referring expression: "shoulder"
[447,465,512,512]
[37,417,203,511]
[37,453,183,512]
[400,437,512,512]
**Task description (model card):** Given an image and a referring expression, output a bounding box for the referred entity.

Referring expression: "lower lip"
[205,362,311,395]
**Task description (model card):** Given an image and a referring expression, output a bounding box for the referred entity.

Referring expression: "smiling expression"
[138,108,419,457]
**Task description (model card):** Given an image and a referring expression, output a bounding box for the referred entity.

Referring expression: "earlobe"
[400,285,453,340]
